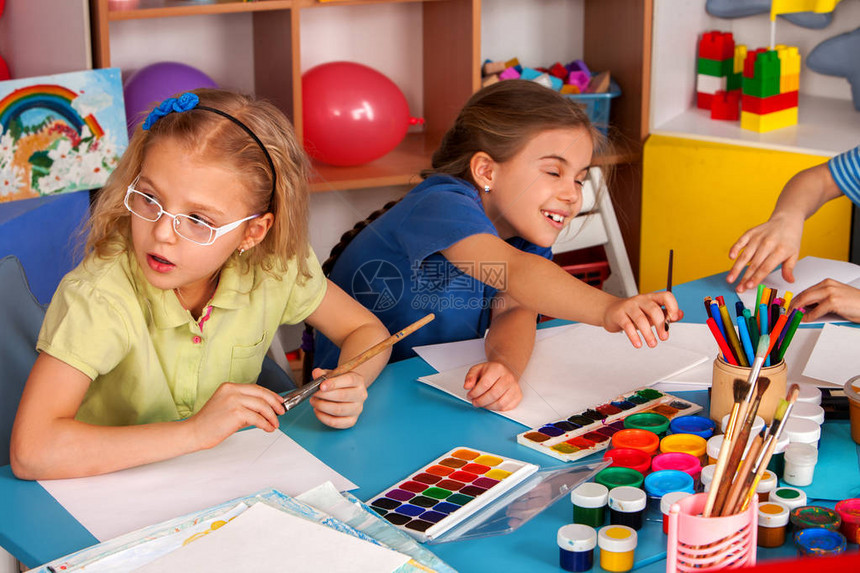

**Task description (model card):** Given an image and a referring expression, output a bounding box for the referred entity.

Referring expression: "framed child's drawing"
[0,68,127,203]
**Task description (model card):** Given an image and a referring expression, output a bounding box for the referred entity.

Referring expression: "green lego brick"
[754,51,781,79]
[727,72,742,92]
[697,57,734,77]
[742,76,780,98]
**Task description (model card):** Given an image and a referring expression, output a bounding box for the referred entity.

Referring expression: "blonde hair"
[86,88,312,280]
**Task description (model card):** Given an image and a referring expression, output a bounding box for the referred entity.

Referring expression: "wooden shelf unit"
[89,0,651,273]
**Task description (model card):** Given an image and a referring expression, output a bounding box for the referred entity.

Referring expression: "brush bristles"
[756,334,770,357]
[772,399,789,422]
[756,377,771,396]
[733,379,749,403]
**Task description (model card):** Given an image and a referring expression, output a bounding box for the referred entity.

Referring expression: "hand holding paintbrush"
[282,313,435,411]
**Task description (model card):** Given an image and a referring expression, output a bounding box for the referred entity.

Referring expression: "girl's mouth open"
[147,253,175,273]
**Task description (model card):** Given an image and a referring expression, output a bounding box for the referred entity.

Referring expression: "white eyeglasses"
[124,176,260,246]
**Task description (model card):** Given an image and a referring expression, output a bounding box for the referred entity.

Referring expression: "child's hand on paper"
[726,216,803,293]
[791,279,860,323]
[189,382,286,449]
[308,368,368,429]
[463,361,523,411]
[603,292,683,348]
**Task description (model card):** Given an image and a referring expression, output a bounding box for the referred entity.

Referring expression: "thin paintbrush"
[703,378,749,517]
[711,376,771,515]
[282,313,435,411]
[664,249,674,332]
[721,427,766,516]
[737,385,800,512]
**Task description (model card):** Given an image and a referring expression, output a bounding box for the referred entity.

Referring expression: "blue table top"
[1,271,858,571]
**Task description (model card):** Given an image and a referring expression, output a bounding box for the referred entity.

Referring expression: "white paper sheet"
[654,323,825,389]
[39,428,356,542]
[736,256,860,323]
[134,502,411,573]
[417,324,709,428]
[802,323,860,386]
[413,323,576,372]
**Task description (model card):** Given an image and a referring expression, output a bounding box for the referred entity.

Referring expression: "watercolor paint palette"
[366,447,539,543]
[516,387,702,462]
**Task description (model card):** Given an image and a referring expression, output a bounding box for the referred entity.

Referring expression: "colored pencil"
[719,303,746,367]
[736,315,755,366]
[282,313,435,411]
[765,314,788,361]
[754,284,764,320]
[711,302,729,350]
[759,304,770,365]
[707,317,737,365]
[773,308,804,363]
[783,291,794,310]
[746,313,760,351]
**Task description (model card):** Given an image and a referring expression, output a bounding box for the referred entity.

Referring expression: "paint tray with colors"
[517,387,702,462]
[366,447,539,543]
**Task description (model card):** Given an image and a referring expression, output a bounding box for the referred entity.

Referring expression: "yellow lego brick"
[781,73,800,93]
[776,46,801,75]
[771,0,841,17]
[734,44,747,75]
[740,108,798,132]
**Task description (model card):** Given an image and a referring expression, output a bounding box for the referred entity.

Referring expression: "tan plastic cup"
[844,376,860,445]
[710,356,787,424]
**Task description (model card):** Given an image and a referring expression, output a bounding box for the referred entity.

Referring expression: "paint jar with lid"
[788,402,825,425]
[795,383,822,405]
[783,417,821,449]
[660,433,708,466]
[611,429,659,456]
[794,528,847,557]
[766,432,790,476]
[789,505,842,532]
[623,412,671,437]
[783,442,818,486]
[668,415,715,439]
[594,467,644,491]
[771,487,807,513]
[570,482,608,528]
[844,376,860,445]
[644,470,695,501]
[700,464,716,492]
[651,452,701,484]
[834,498,860,544]
[755,470,778,502]
[608,486,647,530]
[757,501,790,547]
[598,525,637,572]
[660,491,691,534]
[706,432,755,465]
[557,523,597,572]
[603,448,651,475]
[721,414,765,435]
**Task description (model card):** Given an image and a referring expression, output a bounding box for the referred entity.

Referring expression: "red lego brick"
[741,91,798,114]
[711,90,740,120]
[697,92,713,110]
[699,30,735,60]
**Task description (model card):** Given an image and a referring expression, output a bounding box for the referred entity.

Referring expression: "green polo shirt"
[37,248,326,426]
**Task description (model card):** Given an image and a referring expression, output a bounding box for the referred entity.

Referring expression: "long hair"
[423,79,610,183]
[85,88,312,280]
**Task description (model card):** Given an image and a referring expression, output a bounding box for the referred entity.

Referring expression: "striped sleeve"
[828,145,860,205]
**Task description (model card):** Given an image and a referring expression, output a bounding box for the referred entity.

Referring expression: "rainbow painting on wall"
[0,68,127,203]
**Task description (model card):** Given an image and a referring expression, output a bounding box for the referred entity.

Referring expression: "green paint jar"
[623,412,671,437]
[594,467,645,490]
[571,482,609,528]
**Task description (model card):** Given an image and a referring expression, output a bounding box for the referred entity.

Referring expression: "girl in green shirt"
[11,89,390,480]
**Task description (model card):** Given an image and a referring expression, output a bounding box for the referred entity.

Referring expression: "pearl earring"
[483,185,491,193]
[238,248,246,256]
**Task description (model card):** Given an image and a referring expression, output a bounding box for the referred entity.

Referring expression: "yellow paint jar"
[660,433,708,465]
[598,524,637,572]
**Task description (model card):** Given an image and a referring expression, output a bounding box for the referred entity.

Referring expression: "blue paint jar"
[557,523,596,572]
[794,527,847,557]
[668,415,715,439]
[643,469,695,499]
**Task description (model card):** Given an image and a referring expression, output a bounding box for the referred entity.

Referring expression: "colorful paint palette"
[366,447,539,542]
[517,387,702,462]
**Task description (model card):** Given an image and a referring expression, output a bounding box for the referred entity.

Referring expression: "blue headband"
[142,92,277,196]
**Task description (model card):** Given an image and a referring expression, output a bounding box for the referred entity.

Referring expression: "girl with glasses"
[10,89,390,480]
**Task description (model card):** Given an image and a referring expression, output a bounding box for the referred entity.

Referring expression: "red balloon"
[302,62,412,167]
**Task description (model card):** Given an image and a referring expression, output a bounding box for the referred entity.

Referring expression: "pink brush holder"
[666,493,757,572]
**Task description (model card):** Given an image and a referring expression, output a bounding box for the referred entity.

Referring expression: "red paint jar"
[835,498,860,544]
[603,448,651,475]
